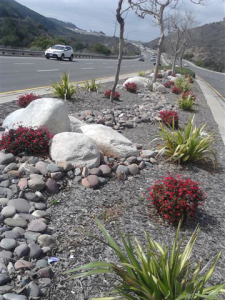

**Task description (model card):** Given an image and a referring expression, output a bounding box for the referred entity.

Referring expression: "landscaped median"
[0,69,224,299]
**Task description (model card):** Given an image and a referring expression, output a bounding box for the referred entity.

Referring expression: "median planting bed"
[0,71,224,299]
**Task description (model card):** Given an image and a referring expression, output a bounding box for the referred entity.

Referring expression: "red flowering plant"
[159,110,179,128]
[124,82,138,93]
[163,81,172,88]
[17,93,40,108]
[148,174,206,223]
[157,73,163,79]
[170,80,175,86]
[104,90,120,100]
[182,91,196,101]
[0,125,53,156]
[172,86,182,94]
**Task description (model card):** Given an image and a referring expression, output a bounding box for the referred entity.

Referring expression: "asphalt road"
[0,50,154,93]
[183,60,225,98]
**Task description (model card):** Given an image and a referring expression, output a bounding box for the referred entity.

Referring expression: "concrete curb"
[196,76,225,146]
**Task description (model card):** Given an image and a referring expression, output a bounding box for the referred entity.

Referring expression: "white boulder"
[50,132,100,168]
[80,124,138,159]
[123,76,151,89]
[153,82,167,93]
[167,76,177,82]
[69,115,84,133]
[3,98,71,135]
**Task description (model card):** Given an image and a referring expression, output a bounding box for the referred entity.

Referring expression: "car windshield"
[51,46,65,50]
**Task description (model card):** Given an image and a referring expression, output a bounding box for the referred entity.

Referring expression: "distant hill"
[0,0,140,56]
[144,20,225,72]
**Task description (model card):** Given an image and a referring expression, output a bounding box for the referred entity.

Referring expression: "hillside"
[0,0,140,55]
[144,20,225,72]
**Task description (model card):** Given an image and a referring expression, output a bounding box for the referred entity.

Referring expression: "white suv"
[45,45,74,61]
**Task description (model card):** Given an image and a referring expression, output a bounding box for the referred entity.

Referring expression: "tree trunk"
[153,16,164,83]
[179,45,186,73]
[110,0,124,102]
[172,53,177,74]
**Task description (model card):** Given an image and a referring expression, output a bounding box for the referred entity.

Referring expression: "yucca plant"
[138,71,146,77]
[174,77,191,92]
[83,79,100,92]
[65,220,225,300]
[52,73,76,100]
[178,96,195,111]
[158,116,217,165]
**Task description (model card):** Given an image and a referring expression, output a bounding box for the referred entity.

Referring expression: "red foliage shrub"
[172,86,182,94]
[17,93,40,108]
[148,174,206,223]
[0,126,53,155]
[182,91,196,101]
[170,81,175,86]
[124,82,138,93]
[157,73,163,79]
[168,71,176,77]
[159,110,179,127]
[104,90,120,100]
[163,81,171,88]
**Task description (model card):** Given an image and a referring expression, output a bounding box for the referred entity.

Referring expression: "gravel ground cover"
[0,79,225,300]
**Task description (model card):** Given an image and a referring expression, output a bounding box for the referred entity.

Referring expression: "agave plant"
[178,96,195,111]
[83,79,101,92]
[65,220,225,300]
[174,77,191,92]
[52,72,76,100]
[138,71,146,77]
[158,116,216,166]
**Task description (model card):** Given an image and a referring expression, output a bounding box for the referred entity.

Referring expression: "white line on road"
[37,69,59,72]
[14,63,35,65]
[81,68,94,70]
[105,67,114,69]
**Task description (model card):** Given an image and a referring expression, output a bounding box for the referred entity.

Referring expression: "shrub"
[158,116,217,165]
[163,81,171,88]
[185,74,194,83]
[159,110,179,127]
[138,71,146,77]
[174,77,191,92]
[124,82,138,93]
[65,219,225,300]
[169,80,175,86]
[172,86,181,94]
[0,126,53,155]
[104,90,120,100]
[161,66,195,78]
[17,93,40,108]
[149,174,206,223]
[157,73,163,79]
[83,79,100,92]
[178,92,196,111]
[52,73,76,100]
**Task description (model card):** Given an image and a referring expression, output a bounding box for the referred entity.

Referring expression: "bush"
[138,71,146,77]
[157,73,163,79]
[169,80,175,86]
[0,126,53,155]
[158,116,217,165]
[124,82,138,93]
[17,93,40,108]
[174,77,191,92]
[149,174,206,223]
[65,219,225,300]
[83,79,100,92]
[91,43,111,55]
[163,81,172,88]
[172,86,181,94]
[161,66,195,78]
[104,90,120,100]
[178,92,196,111]
[159,110,179,127]
[52,73,76,100]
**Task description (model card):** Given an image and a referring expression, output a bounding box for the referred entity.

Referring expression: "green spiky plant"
[157,116,216,166]
[138,71,146,77]
[83,79,101,92]
[65,220,225,300]
[178,96,195,111]
[174,77,191,92]
[52,72,76,100]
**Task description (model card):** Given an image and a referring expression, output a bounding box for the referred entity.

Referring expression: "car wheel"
[61,54,64,61]
[69,54,74,61]
[45,56,50,59]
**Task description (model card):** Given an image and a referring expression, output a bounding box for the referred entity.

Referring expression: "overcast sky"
[16,0,225,42]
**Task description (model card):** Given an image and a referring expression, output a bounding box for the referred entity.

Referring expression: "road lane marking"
[37,69,59,72]
[81,68,94,70]
[14,63,35,65]
[105,67,114,68]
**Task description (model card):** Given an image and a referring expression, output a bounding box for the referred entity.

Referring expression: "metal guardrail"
[0,47,138,60]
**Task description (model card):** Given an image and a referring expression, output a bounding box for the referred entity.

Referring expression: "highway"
[0,51,154,93]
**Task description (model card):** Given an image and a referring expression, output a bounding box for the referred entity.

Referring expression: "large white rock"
[153,82,167,93]
[123,76,151,89]
[69,115,84,133]
[80,124,138,158]
[3,98,71,135]
[50,132,100,168]
[167,76,177,82]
